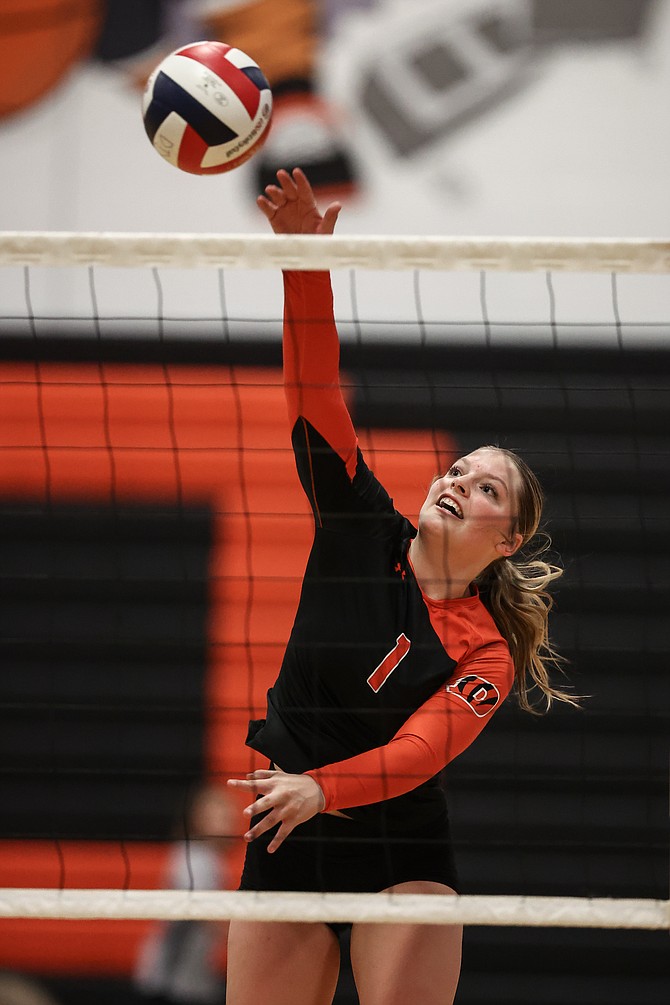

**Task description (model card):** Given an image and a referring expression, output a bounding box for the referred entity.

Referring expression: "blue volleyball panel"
[144,72,239,146]
[242,66,270,92]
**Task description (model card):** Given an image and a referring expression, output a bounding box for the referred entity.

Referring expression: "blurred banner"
[0,0,668,238]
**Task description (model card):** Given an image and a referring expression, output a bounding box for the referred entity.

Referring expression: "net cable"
[1,229,668,933]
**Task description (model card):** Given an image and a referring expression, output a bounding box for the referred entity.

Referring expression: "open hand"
[257,167,341,236]
[227,768,326,853]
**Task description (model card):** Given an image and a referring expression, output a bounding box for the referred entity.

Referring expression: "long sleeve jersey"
[246,271,514,826]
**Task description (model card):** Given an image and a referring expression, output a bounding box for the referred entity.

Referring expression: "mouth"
[437,495,463,519]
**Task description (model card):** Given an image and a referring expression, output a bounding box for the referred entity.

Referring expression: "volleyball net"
[0,232,668,948]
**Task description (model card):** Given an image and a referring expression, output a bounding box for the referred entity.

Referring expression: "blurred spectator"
[0,974,60,1005]
[133,784,237,1005]
[1,1,360,199]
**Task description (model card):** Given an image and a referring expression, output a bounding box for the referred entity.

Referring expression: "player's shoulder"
[468,591,508,642]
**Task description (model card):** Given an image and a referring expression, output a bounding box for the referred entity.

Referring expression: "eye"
[448,465,462,477]
[481,482,499,498]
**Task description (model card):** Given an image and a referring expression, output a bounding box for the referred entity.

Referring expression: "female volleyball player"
[226,168,573,1005]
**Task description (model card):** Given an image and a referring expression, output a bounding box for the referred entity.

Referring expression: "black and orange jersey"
[246,271,514,826]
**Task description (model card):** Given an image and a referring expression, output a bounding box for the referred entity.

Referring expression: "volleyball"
[142,41,272,175]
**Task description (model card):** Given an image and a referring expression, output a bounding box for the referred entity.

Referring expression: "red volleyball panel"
[196,124,272,175]
[177,122,209,174]
[179,41,261,118]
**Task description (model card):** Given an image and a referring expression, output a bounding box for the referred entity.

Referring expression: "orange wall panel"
[0,360,454,975]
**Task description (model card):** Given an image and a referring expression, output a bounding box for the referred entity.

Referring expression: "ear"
[496,531,523,559]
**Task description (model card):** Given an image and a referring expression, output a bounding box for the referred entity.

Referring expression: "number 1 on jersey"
[367,633,411,693]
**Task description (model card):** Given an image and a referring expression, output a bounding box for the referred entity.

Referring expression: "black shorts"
[239,803,459,903]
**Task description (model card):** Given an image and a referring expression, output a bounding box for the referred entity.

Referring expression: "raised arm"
[258,169,358,478]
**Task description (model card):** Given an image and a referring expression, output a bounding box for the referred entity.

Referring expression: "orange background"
[0,360,452,974]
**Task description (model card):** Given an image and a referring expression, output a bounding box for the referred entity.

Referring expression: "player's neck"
[407,537,472,601]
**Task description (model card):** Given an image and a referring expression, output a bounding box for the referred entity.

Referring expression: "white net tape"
[1,232,669,273]
[0,890,667,930]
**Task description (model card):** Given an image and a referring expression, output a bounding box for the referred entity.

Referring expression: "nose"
[451,477,467,495]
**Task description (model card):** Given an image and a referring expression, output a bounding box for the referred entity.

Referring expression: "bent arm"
[307,658,513,812]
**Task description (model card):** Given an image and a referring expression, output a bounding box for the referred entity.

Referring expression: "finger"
[245,769,276,780]
[276,168,298,200]
[244,808,282,843]
[267,820,295,854]
[256,195,276,221]
[242,798,261,821]
[263,184,286,204]
[319,203,342,235]
[242,792,276,818]
[226,778,266,794]
[291,167,314,203]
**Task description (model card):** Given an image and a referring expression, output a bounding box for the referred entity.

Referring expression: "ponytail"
[476,447,579,714]
[476,538,575,712]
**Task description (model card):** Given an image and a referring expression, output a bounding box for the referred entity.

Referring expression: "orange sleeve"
[306,663,513,812]
[283,270,358,478]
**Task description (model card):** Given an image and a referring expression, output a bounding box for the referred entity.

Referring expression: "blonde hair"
[473,447,578,714]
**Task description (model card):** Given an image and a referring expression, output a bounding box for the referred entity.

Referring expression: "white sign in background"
[1,0,668,339]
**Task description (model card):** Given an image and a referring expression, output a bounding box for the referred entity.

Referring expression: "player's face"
[417,447,524,570]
